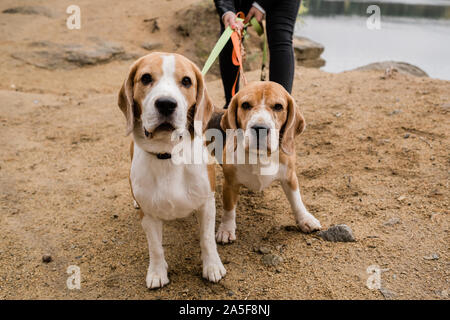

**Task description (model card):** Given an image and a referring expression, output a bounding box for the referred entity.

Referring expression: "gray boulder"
[293,37,326,69]
[65,41,125,66]
[298,58,326,68]
[353,61,428,77]
[2,6,53,18]
[141,42,163,51]
[11,40,137,69]
[294,37,324,60]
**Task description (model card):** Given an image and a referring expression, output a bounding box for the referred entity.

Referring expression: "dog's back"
[207,109,225,135]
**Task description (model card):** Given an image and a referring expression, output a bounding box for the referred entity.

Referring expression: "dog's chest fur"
[130,144,212,220]
[234,161,286,192]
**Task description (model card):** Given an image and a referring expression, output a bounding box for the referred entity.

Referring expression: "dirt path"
[0,0,449,299]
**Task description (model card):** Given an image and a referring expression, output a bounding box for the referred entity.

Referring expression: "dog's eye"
[241,102,252,110]
[141,73,152,85]
[273,103,283,111]
[181,76,192,88]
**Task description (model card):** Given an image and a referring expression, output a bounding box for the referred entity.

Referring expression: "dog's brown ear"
[220,95,239,131]
[192,63,213,136]
[280,94,306,155]
[118,60,140,136]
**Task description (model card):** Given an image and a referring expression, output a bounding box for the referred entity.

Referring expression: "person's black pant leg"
[218,1,252,106]
[266,0,301,94]
[218,22,240,107]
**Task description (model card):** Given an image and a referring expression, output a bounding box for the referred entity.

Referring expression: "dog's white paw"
[215,224,236,244]
[203,261,226,283]
[146,268,169,289]
[133,200,140,209]
[297,213,321,233]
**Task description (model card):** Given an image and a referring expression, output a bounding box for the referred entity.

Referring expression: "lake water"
[295,0,450,80]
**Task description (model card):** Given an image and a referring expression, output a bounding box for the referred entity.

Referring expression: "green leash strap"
[249,17,264,36]
[250,17,268,80]
[201,17,265,76]
[201,25,234,76]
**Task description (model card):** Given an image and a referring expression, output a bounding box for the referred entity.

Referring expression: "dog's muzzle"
[155,97,177,117]
[250,124,270,149]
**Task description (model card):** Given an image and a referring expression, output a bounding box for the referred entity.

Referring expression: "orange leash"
[231,12,248,97]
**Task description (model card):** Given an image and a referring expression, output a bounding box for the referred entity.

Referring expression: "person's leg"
[218,2,253,107]
[219,21,239,107]
[265,0,301,94]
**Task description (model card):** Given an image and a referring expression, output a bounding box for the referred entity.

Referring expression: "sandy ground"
[0,0,449,300]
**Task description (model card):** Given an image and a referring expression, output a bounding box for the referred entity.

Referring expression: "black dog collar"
[145,151,171,160]
[156,153,171,160]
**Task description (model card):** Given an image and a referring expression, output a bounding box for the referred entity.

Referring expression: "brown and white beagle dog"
[118,52,225,289]
[216,81,322,244]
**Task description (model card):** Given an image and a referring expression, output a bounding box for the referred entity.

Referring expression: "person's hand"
[223,12,244,33]
[244,6,264,24]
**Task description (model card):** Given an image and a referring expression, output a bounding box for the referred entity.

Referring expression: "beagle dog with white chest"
[216,81,322,244]
[118,52,226,289]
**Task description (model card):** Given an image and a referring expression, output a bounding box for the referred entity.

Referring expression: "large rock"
[353,61,428,77]
[294,37,324,60]
[11,40,138,69]
[65,41,125,67]
[2,6,53,18]
[294,37,325,69]
[298,58,326,69]
[12,50,67,70]
[141,42,163,51]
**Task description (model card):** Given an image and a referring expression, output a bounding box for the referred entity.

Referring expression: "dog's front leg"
[216,178,240,244]
[198,195,226,282]
[141,214,169,289]
[281,176,321,233]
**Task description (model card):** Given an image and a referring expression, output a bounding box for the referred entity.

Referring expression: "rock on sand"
[319,224,356,242]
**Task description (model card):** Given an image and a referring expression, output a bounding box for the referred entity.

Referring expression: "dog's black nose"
[251,125,269,139]
[251,125,269,148]
[155,97,177,116]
